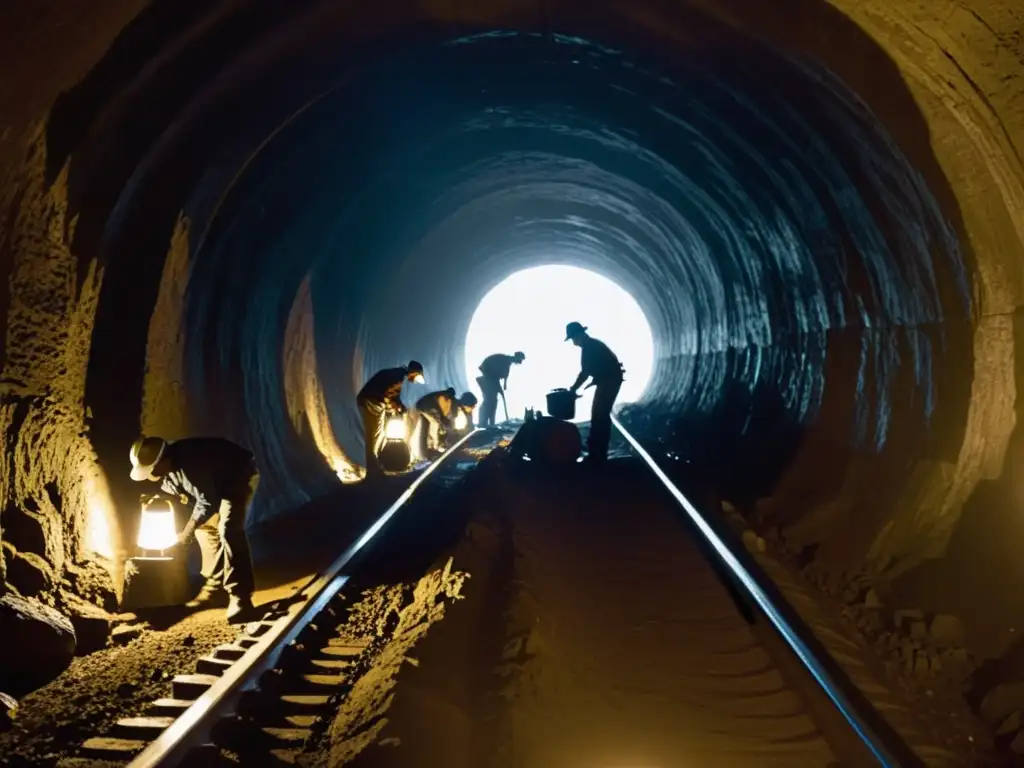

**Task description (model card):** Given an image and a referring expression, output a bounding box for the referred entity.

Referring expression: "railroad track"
[63,428,485,767]
[60,419,922,767]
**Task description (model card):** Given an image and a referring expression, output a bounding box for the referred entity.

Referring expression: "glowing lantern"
[453,409,468,431]
[137,497,177,553]
[384,416,408,442]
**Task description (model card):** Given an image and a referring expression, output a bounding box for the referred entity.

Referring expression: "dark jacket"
[416,390,455,420]
[479,354,516,382]
[358,367,409,408]
[159,438,257,527]
[573,337,624,389]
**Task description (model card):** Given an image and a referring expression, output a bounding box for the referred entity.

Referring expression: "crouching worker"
[129,435,260,623]
[452,391,478,434]
[357,360,425,478]
[416,387,457,459]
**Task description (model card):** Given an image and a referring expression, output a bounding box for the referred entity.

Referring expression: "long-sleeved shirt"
[416,390,455,420]
[571,336,624,391]
[479,354,516,385]
[358,367,409,409]
[159,438,257,527]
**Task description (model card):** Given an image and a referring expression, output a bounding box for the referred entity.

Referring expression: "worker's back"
[416,390,454,417]
[359,367,408,403]
[580,337,624,383]
[480,354,513,381]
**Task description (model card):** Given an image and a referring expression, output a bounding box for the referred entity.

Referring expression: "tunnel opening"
[3,0,1024,756]
[464,264,655,422]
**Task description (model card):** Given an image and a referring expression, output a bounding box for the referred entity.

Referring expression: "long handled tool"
[499,388,510,423]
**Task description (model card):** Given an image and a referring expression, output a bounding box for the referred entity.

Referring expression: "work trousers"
[587,379,623,463]
[477,375,503,427]
[358,397,388,476]
[195,470,259,598]
[418,410,448,456]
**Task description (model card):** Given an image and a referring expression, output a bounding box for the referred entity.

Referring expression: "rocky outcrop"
[0,593,75,696]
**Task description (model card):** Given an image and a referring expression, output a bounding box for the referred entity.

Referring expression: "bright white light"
[454,410,468,430]
[384,416,408,441]
[137,500,177,551]
[464,265,655,422]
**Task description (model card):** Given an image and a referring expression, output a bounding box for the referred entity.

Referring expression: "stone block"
[63,593,112,655]
[120,556,191,611]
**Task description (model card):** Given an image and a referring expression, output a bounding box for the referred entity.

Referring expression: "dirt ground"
[305,455,888,768]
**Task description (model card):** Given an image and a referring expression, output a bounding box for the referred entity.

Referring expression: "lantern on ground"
[120,495,195,611]
[137,497,177,554]
[378,414,412,473]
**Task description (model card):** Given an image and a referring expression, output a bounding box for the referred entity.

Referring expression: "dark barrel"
[546,388,578,420]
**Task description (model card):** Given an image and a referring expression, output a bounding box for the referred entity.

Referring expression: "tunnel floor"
[326,457,863,767]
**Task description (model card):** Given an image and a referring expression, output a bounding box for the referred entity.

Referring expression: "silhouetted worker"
[476,351,525,427]
[565,321,625,464]
[416,386,457,458]
[129,435,260,623]
[357,360,424,478]
[453,391,479,432]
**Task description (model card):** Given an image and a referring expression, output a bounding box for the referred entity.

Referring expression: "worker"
[565,321,625,464]
[415,386,457,458]
[476,351,525,427]
[357,360,425,478]
[129,435,260,623]
[453,391,479,433]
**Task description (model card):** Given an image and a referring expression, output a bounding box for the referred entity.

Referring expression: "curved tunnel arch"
[1,0,1023,716]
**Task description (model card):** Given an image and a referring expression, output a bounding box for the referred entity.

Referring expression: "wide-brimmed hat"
[129,436,167,482]
[565,322,588,341]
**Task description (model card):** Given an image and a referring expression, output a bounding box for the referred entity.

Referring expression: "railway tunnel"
[0,0,1023,764]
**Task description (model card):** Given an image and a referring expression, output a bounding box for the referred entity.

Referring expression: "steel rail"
[128,428,482,768]
[612,416,922,768]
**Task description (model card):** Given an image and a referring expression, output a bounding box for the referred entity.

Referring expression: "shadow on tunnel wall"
[5,0,996,680]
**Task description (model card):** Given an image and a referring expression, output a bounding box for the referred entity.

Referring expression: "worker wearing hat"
[453,391,479,432]
[357,360,425,478]
[565,321,625,464]
[415,386,457,459]
[129,435,260,623]
[475,351,525,428]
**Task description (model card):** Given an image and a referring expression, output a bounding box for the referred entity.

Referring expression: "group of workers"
[125,319,622,623]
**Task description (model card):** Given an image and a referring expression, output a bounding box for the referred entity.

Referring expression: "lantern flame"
[137,500,178,551]
[384,416,408,442]
[454,410,468,430]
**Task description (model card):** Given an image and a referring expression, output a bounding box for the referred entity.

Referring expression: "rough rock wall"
[282,275,359,480]
[0,124,120,608]
[140,213,190,440]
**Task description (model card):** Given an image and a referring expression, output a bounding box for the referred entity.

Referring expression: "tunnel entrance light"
[464,265,654,422]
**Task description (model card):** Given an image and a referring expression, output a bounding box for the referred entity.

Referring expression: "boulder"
[980,682,1024,725]
[929,614,965,648]
[0,691,16,732]
[996,710,1021,736]
[63,593,112,655]
[0,593,76,695]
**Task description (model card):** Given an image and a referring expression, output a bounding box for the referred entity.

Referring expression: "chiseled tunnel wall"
[1,0,1022,694]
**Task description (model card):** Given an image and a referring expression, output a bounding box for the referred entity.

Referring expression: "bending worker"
[476,351,525,427]
[357,360,425,478]
[415,386,457,458]
[453,391,479,432]
[129,435,260,623]
[565,321,625,464]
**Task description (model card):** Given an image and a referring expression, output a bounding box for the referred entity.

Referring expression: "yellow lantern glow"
[137,498,177,552]
[454,409,468,430]
[384,416,408,442]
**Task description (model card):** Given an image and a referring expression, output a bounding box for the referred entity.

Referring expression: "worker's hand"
[175,519,197,548]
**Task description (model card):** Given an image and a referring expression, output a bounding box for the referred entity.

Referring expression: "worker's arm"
[570,370,590,393]
[161,473,216,542]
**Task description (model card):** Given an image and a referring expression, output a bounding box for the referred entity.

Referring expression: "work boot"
[226,595,258,624]
[186,580,229,609]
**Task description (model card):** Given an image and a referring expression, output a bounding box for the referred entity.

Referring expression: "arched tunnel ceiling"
[1,0,1024,686]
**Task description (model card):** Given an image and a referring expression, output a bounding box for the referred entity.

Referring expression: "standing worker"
[565,321,625,464]
[357,360,425,478]
[415,386,457,458]
[129,435,261,623]
[476,351,525,427]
